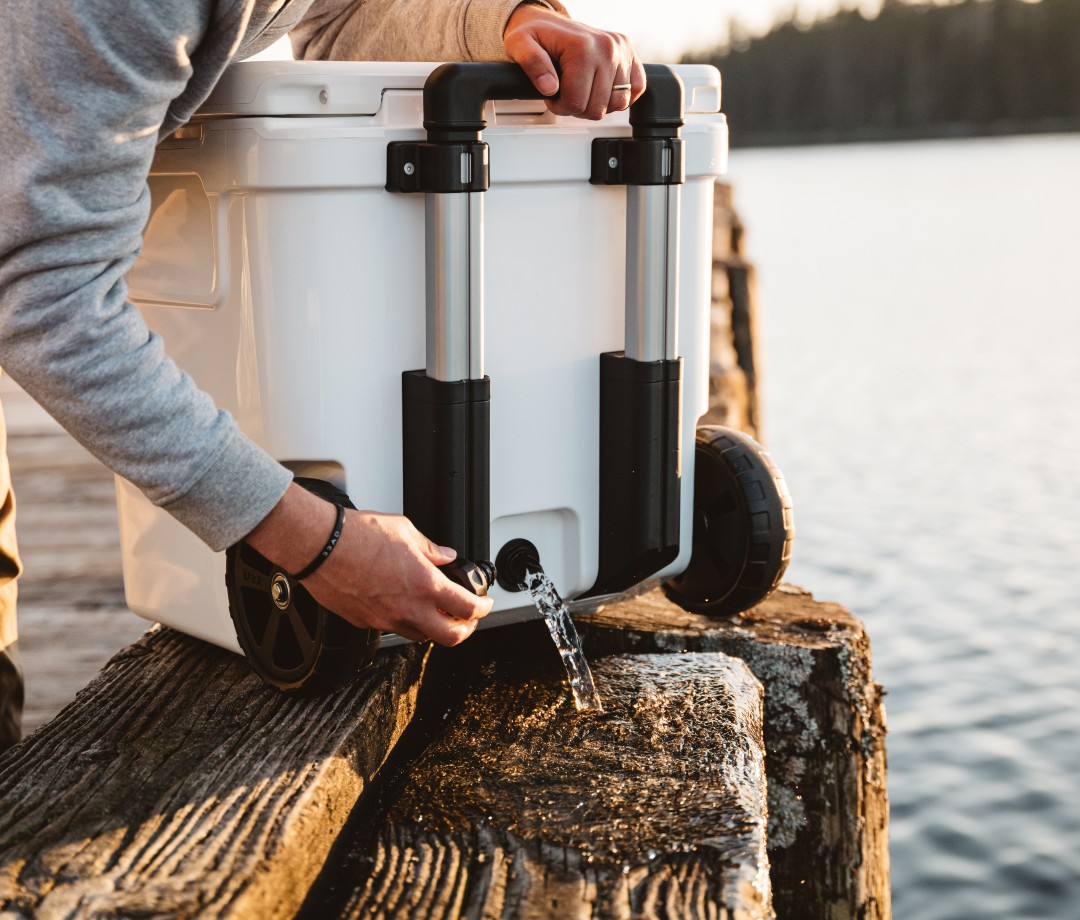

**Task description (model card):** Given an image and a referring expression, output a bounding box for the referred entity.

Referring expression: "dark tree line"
[686,0,1080,146]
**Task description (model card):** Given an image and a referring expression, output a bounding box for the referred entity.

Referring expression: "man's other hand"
[503,3,646,120]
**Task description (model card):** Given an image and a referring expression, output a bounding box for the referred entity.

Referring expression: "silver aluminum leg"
[426,191,484,381]
[624,183,681,362]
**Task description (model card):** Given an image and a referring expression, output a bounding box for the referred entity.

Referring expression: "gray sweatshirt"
[0,0,539,550]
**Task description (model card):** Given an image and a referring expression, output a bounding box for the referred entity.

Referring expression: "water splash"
[523,568,603,712]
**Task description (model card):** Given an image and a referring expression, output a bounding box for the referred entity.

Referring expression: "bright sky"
[567,0,875,61]
[254,0,879,65]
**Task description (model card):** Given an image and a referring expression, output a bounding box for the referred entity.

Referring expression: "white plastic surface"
[121,61,727,652]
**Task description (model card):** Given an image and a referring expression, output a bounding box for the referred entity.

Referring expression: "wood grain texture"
[576,586,892,920]
[0,628,430,919]
[305,624,774,920]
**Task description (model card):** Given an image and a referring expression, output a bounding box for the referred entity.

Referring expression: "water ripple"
[730,134,1080,920]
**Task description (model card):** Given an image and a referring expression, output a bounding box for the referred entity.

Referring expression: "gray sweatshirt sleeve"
[0,1,293,551]
[0,0,544,553]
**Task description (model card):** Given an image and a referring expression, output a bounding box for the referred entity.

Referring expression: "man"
[0,0,645,750]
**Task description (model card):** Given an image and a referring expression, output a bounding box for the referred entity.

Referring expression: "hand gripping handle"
[421,62,684,142]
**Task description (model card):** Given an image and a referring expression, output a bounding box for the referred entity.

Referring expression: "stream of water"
[523,568,603,712]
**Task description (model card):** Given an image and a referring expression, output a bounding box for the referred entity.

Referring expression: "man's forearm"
[291,0,565,63]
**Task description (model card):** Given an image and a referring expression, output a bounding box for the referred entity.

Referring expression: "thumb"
[424,540,458,566]
[508,32,560,97]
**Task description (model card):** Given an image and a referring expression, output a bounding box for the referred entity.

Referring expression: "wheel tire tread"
[664,425,794,616]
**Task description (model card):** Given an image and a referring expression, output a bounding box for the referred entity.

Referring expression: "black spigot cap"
[495,539,541,593]
[440,558,496,596]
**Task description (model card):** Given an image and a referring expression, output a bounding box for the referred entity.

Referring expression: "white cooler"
[120,61,791,692]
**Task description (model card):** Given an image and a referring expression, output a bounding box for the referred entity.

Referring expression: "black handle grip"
[424,63,547,141]
[631,64,684,138]
[422,62,685,143]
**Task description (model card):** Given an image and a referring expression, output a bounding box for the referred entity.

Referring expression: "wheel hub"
[271,573,292,610]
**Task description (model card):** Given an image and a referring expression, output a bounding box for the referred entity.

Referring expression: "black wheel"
[664,426,794,616]
[225,478,380,694]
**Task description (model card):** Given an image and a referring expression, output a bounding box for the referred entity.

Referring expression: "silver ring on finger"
[612,83,632,92]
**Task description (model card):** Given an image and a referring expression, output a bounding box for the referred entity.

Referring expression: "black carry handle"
[423,63,548,141]
[422,62,684,142]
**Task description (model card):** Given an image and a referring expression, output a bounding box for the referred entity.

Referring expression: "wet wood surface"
[302,629,772,919]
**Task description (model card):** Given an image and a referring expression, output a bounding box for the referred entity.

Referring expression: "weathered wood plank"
[576,586,891,920]
[0,629,430,919]
[304,625,774,920]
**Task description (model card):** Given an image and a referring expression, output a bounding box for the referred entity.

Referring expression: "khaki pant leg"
[0,399,24,752]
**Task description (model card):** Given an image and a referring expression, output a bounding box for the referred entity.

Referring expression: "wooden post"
[702,181,763,440]
[576,587,891,920]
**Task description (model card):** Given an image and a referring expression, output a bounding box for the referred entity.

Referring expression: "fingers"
[432,574,495,621]
[383,579,492,647]
[422,538,458,567]
[411,604,487,647]
[510,30,560,98]
[549,30,630,120]
[605,56,645,113]
[503,5,645,121]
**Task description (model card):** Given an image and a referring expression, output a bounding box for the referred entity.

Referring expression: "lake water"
[727,134,1080,919]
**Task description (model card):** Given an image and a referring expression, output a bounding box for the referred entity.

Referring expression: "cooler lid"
[197,61,721,118]
[197,61,436,117]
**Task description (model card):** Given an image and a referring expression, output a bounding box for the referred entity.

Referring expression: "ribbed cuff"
[464,0,567,61]
[158,428,293,552]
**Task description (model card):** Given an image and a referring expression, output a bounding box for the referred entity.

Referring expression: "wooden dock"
[1,379,147,735]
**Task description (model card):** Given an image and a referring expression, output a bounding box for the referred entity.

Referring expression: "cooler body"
[119,61,728,652]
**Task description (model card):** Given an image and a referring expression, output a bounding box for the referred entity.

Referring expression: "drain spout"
[495,539,541,592]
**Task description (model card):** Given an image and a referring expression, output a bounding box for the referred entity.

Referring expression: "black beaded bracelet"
[291,502,346,581]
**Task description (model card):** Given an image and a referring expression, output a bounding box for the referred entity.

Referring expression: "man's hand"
[245,482,493,646]
[503,4,646,120]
